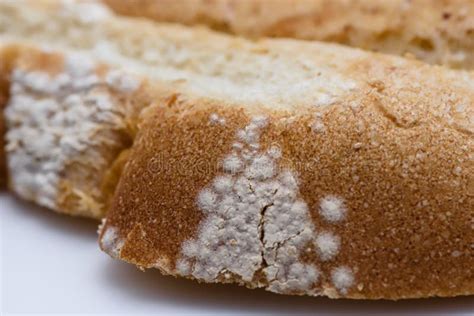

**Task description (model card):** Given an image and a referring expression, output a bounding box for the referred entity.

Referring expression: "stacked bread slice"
[0,0,472,299]
[103,0,474,69]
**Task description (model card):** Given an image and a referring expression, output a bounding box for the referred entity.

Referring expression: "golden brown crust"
[106,98,245,266]
[100,61,473,299]
[104,0,474,69]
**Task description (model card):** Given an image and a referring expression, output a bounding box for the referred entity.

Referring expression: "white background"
[1,192,473,315]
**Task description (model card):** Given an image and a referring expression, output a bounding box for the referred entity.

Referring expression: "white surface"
[1,192,473,315]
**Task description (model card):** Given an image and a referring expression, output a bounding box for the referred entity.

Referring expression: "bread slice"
[0,44,142,217]
[0,0,472,299]
[103,0,474,69]
[99,50,473,298]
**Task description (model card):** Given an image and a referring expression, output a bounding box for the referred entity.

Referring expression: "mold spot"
[319,195,347,223]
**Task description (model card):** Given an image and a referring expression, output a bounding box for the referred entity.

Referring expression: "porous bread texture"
[0,0,361,110]
[1,0,473,130]
[3,45,140,218]
[104,0,474,69]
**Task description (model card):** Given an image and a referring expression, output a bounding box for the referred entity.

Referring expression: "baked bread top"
[99,85,473,299]
[103,0,474,69]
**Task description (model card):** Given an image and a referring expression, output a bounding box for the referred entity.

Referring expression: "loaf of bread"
[103,0,474,69]
[0,0,472,299]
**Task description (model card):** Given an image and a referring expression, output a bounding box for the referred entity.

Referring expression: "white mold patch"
[319,195,347,223]
[176,258,192,275]
[331,266,354,295]
[315,231,341,262]
[311,113,326,134]
[222,153,243,174]
[177,117,354,295]
[311,120,326,133]
[5,51,139,212]
[209,113,226,126]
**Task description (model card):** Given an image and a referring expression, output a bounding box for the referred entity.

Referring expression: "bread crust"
[99,60,473,299]
[103,0,474,69]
